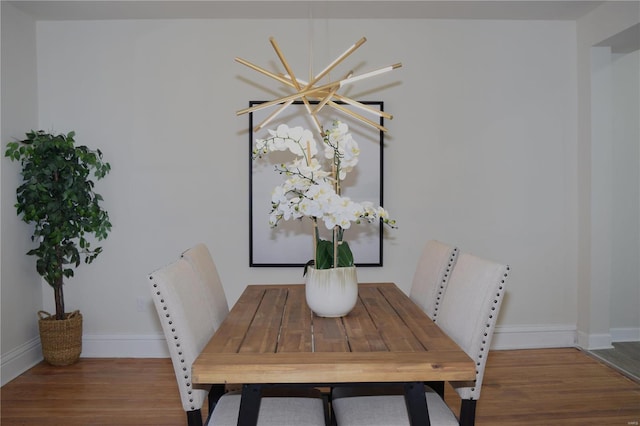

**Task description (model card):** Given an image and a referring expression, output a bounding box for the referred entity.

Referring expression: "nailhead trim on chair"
[150,278,197,410]
[469,265,509,394]
[431,247,459,320]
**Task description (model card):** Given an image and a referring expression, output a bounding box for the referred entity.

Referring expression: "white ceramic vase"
[305,266,358,317]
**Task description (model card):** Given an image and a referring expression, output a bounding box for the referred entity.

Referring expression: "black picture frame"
[249,100,384,267]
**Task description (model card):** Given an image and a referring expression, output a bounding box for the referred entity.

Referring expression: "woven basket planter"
[38,310,83,366]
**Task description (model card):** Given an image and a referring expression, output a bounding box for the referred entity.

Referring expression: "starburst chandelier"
[235,36,402,134]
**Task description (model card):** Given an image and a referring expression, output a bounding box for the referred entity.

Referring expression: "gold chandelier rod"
[269,37,322,133]
[332,93,393,120]
[308,37,367,87]
[326,101,388,133]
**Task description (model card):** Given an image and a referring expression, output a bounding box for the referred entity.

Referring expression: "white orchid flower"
[254,120,397,254]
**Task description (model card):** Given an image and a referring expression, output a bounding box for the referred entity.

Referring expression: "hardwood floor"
[0,358,186,425]
[446,348,640,425]
[1,348,639,425]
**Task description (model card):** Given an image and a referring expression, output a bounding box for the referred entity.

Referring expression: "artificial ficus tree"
[5,130,111,320]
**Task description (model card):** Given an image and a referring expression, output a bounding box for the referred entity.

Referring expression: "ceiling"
[596,22,640,53]
[8,0,607,21]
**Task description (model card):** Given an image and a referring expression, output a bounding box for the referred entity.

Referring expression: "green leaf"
[315,239,334,269]
[303,259,315,276]
[336,241,354,267]
[314,238,355,269]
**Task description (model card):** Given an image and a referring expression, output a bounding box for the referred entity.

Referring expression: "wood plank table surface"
[192,283,476,426]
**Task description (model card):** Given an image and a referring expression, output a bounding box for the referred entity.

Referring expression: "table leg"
[208,384,225,412]
[237,384,261,426]
[425,381,445,399]
[403,381,430,426]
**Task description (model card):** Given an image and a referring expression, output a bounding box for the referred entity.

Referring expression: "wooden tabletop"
[192,283,475,385]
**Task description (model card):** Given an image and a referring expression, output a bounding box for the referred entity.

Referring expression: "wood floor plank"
[2,348,639,425]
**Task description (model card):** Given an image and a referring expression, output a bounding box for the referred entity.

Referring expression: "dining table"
[191,282,476,426]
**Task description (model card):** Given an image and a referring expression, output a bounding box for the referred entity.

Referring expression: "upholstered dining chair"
[181,243,229,331]
[332,252,510,426]
[409,240,459,320]
[148,257,328,426]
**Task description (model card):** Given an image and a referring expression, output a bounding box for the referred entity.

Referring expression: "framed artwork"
[249,100,384,267]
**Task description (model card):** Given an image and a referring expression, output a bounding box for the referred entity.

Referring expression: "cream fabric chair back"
[434,252,509,400]
[150,255,328,426]
[409,240,459,319]
[332,251,509,426]
[148,258,216,415]
[181,243,229,331]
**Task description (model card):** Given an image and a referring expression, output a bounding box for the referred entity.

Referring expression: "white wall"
[576,2,640,349]
[3,4,636,383]
[610,49,640,339]
[0,2,44,385]
[29,17,578,341]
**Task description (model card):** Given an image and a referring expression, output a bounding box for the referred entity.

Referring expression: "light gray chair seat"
[331,387,458,426]
[209,392,326,426]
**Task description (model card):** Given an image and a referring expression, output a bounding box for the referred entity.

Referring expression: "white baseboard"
[3,325,616,386]
[576,330,613,350]
[81,327,580,356]
[1,337,43,387]
[491,324,577,350]
[1,333,169,387]
[610,327,640,342]
[81,333,169,358]
[80,326,580,356]
[82,324,640,352]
